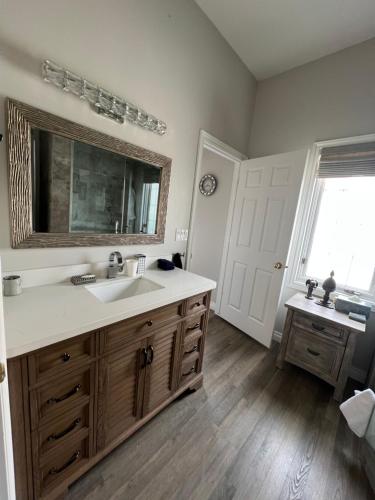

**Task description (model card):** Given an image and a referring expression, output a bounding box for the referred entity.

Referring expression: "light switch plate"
[175,228,189,241]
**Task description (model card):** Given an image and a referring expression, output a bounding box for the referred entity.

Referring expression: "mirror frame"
[7,99,171,248]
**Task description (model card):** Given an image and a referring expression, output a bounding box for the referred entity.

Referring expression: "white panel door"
[0,258,16,500]
[218,150,307,347]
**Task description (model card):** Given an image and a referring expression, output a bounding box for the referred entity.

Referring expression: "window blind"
[318,142,375,178]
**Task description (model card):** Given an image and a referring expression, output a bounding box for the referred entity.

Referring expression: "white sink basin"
[86,277,164,303]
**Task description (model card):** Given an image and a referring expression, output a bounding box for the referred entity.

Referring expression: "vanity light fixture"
[42,60,167,135]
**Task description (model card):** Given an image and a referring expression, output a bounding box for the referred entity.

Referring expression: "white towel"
[340,388,375,437]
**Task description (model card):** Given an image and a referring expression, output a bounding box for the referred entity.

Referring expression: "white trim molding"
[285,132,375,302]
[186,130,247,315]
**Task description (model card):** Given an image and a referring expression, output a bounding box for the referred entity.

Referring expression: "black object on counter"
[172,253,183,269]
[157,259,175,271]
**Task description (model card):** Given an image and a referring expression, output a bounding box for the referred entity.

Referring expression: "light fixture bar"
[42,60,167,135]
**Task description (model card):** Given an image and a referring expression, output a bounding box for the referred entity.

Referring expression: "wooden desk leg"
[334,331,357,403]
[276,308,293,369]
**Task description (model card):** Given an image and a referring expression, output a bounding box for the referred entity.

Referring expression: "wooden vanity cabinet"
[7,291,210,500]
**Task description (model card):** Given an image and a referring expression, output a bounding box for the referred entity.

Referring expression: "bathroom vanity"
[4,270,214,500]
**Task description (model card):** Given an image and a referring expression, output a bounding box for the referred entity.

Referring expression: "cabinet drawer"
[292,312,348,345]
[186,293,209,316]
[104,301,183,352]
[35,404,90,458]
[179,352,200,386]
[30,366,94,429]
[28,334,96,385]
[285,327,345,385]
[37,431,89,498]
[184,313,205,337]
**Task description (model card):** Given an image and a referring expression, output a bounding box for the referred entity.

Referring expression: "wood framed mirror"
[7,99,171,248]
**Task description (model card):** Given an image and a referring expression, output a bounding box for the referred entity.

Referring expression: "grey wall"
[248,37,375,377]
[189,148,235,303]
[0,0,256,271]
[249,37,375,157]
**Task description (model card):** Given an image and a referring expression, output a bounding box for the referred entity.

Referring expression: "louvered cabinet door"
[143,324,182,416]
[97,337,147,450]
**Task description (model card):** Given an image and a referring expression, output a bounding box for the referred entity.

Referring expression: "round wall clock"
[199,174,217,196]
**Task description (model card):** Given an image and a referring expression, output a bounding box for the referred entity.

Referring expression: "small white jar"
[125,259,138,278]
[3,275,22,296]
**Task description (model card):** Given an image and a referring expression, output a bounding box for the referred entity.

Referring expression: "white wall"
[0,0,256,272]
[249,37,375,158]
[248,37,375,377]
[189,148,235,303]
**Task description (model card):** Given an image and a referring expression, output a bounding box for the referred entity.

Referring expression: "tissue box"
[335,294,371,319]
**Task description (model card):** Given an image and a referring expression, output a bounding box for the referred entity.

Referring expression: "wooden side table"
[277,293,366,402]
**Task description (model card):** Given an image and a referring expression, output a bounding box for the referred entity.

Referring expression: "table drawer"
[28,334,96,385]
[286,327,345,384]
[30,366,94,429]
[292,312,348,344]
[104,301,183,352]
[186,293,209,316]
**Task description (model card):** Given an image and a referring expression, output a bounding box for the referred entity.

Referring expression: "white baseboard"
[272,330,366,383]
[272,330,282,343]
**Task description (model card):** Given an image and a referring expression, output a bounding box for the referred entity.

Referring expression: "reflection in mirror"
[31,129,161,235]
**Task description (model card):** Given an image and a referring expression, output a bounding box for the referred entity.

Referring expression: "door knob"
[274,262,288,270]
[0,362,6,384]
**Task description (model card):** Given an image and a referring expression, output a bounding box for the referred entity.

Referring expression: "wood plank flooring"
[67,315,373,500]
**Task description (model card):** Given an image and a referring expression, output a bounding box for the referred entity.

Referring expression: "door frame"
[186,130,247,311]
[0,257,16,500]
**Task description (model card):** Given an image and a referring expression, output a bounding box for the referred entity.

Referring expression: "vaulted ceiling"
[195,0,375,80]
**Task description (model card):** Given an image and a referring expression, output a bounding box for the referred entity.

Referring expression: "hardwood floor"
[67,315,373,500]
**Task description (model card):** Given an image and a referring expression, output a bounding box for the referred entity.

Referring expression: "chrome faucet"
[107,251,124,279]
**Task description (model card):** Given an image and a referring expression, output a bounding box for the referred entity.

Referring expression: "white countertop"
[4,269,216,359]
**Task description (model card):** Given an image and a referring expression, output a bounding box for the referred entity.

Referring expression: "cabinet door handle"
[146,320,153,327]
[142,348,148,368]
[185,345,198,354]
[306,347,320,357]
[182,366,195,377]
[49,450,80,475]
[311,323,325,332]
[187,323,200,331]
[62,352,71,362]
[147,346,154,365]
[47,418,81,442]
[47,384,81,405]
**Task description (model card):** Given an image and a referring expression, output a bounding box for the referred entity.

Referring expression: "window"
[292,138,375,301]
[303,177,375,295]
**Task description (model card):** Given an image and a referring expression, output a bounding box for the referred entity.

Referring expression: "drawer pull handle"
[47,384,81,405]
[187,323,200,331]
[182,366,195,377]
[193,302,201,308]
[49,450,80,476]
[146,320,153,327]
[311,323,325,332]
[185,345,198,354]
[47,418,81,442]
[307,348,320,357]
[62,352,71,362]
